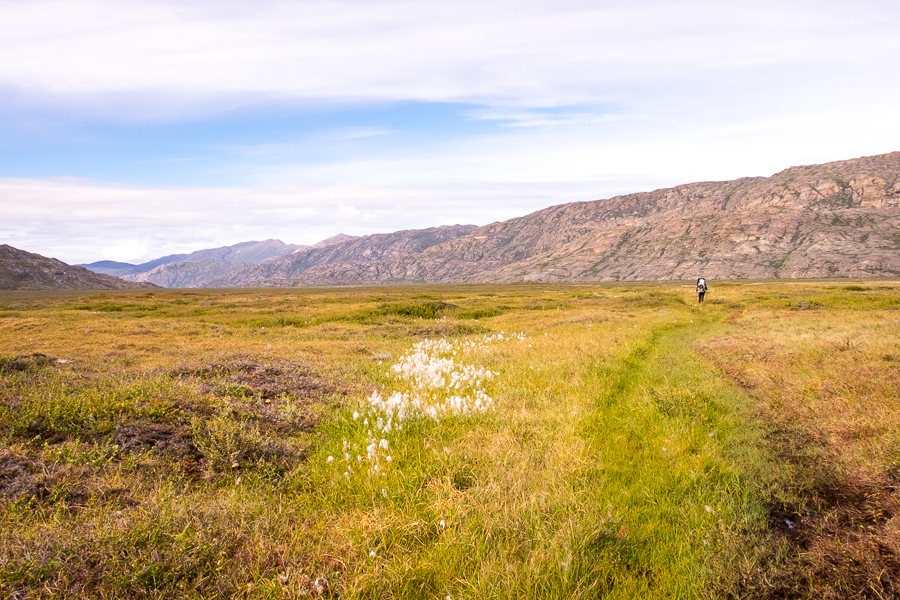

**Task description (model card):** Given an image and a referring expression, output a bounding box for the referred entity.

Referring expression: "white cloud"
[104,239,149,263]
[0,176,648,264]
[1,0,898,265]
[464,108,639,129]
[0,0,896,116]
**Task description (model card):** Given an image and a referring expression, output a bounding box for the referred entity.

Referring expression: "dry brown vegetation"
[0,282,898,598]
[700,284,900,598]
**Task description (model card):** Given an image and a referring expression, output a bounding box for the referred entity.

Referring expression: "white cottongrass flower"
[326,456,334,464]
[344,333,526,482]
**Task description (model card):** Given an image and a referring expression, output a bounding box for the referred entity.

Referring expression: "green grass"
[1,281,899,598]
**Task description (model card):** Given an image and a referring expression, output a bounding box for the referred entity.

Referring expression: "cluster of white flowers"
[373,332,523,423]
[364,388,495,425]
[391,338,497,391]
[336,437,393,479]
[329,332,525,479]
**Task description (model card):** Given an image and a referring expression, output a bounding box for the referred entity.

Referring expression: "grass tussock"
[0,281,899,598]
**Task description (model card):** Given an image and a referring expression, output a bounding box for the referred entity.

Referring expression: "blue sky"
[2,0,899,264]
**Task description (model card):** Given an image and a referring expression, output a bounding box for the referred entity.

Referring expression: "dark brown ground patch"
[0,353,55,373]
[112,422,202,465]
[172,359,339,400]
[169,358,349,436]
[0,450,134,507]
[739,476,900,599]
[706,352,900,597]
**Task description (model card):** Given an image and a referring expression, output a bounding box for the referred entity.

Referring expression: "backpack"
[697,278,707,292]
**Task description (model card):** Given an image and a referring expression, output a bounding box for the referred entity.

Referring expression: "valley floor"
[1,281,898,599]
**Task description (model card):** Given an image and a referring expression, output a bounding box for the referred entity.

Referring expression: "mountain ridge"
[0,245,159,291]
[221,151,900,286]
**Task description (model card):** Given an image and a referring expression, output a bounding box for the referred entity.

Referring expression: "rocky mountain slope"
[121,261,251,288]
[120,226,474,288]
[0,245,158,291]
[84,236,376,288]
[82,239,303,278]
[206,224,478,287]
[228,152,900,286]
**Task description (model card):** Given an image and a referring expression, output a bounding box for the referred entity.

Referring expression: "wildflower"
[326,456,334,464]
[382,489,388,498]
[369,551,376,558]
[439,520,445,528]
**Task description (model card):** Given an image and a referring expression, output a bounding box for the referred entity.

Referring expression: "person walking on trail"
[696,278,708,303]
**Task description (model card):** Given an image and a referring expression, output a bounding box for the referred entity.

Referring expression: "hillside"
[233,152,900,286]
[82,240,303,278]
[207,224,478,287]
[0,245,158,291]
[122,261,252,288]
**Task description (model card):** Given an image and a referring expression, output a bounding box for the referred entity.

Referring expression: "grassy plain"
[0,280,898,599]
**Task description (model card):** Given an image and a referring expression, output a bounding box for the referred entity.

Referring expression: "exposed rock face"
[82,239,303,278]
[309,234,359,249]
[123,261,252,288]
[208,224,479,287]
[234,151,900,286]
[0,245,159,291]
[81,254,188,277]
[174,239,305,264]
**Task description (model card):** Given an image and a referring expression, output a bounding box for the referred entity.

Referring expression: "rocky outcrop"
[0,245,159,290]
[123,261,252,288]
[235,151,900,286]
[81,254,188,277]
[208,224,478,287]
[82,239,303,278]
[174,239,305,264]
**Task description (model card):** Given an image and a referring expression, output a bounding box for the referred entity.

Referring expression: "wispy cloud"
[0,0,896,115]
[328,127,396,140]
[0,176,652,264]
[464,108,642,129]
[1,0,898,264]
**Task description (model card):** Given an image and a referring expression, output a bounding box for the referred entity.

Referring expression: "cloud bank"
[1,0,898,264]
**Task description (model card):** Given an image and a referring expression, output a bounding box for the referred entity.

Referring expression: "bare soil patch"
[172,358,340,400]
[748,475,900,599]
[112,422,201,465]
[702,324,900,599]
[0,353,56,373]
[0,450,134,507]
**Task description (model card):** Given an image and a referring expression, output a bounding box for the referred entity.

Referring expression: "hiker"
[696,277,707,303]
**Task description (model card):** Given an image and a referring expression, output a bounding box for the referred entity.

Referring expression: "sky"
[1,0,898,264]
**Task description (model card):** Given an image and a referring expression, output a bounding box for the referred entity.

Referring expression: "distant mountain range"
[78,235,361,288]
[220,151,897,286]
[8,151,900,290]
[0,245,158,291]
